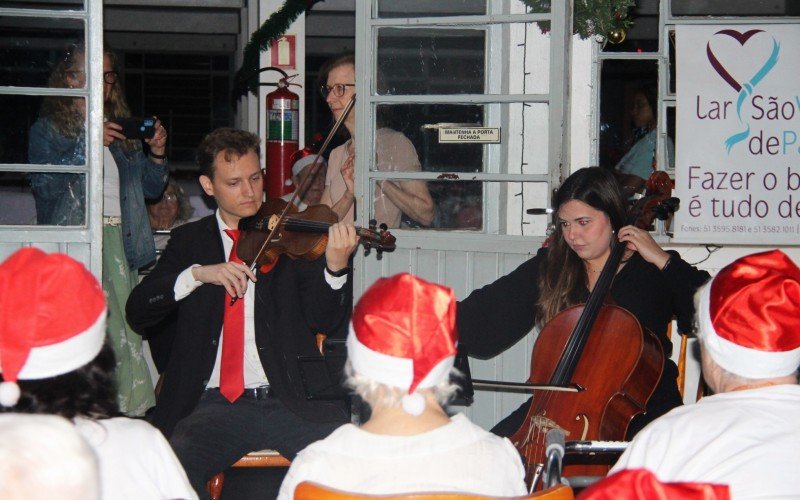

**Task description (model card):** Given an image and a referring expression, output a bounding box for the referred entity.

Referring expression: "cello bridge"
[513,415,570,448]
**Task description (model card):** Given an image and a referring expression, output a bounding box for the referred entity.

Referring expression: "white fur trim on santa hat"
[15,310,106,380]
[698,283,800,379]
[347,324,455,392]
[292,155,323,177]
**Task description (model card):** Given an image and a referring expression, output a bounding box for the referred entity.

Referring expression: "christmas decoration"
[234,0,324,98]
[521,0,635,41]
[607,27,627,44]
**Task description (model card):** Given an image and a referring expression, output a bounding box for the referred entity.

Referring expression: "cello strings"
[524,238,627,478]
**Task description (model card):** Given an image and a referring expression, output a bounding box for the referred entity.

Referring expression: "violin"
[510,171,678,488]
[227,94,382,306]
[236,198,396,267]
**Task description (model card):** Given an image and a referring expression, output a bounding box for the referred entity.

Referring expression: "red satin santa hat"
[290,147,326,177]
[0,248,106,407]
[578,469,730,499]
[697,249,800,379]
[347,273,458,416]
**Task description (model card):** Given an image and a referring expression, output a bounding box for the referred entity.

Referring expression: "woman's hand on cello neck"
[617,225,671,270]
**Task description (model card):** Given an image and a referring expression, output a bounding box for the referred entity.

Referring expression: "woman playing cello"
[457,167,709,439]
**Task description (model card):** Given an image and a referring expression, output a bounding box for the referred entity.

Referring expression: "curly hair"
[536,167,628,325]
[196,127,261,179]
[39,43,133,148]
[1,343,120,420]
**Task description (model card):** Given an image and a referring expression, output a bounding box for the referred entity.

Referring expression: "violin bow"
[230,95,356,305]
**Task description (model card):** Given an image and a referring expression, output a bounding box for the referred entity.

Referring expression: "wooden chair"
[294,482,573,500]
[668,321,705,402]
[206,450,291,500]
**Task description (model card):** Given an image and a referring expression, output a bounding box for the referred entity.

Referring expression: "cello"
[510,172,678,487]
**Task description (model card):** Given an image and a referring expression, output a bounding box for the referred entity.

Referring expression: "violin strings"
[283,218,332,231]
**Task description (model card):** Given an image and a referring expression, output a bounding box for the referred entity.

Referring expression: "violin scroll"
[362,219,394,260]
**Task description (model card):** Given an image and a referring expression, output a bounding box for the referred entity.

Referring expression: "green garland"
[521,0,635,39]
[234,0,633,97]
[234,0,311,98]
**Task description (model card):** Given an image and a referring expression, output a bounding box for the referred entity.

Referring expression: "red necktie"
[220,229,244,403]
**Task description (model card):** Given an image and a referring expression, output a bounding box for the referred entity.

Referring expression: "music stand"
[295,338,349,402]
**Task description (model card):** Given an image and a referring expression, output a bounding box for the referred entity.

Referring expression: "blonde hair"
[40,43,134,150]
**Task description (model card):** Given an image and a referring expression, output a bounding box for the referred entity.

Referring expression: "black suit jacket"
[126,214,350,437]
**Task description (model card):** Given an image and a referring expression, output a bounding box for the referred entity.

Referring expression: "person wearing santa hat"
[610,249,800,499]
[277,273,526,499]
[281,146,327,211]
[0,248,196,500]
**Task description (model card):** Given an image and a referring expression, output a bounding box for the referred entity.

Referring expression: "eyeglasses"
[64,70,119,85]
[161,193,178,203]
[319,83,355,98]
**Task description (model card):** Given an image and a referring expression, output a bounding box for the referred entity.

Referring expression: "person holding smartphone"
[28,43,169,417]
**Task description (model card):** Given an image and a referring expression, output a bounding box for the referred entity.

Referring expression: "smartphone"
[114,117,156,140]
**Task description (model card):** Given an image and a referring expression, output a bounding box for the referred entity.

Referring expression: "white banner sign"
[674,25,800,245]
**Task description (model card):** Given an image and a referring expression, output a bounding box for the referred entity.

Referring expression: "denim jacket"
[29,117,168,270]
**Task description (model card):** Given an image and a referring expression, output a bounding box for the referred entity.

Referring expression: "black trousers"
[169,389,340,498]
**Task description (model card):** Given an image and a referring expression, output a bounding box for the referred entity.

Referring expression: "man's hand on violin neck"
[325,223,359,272]
[192,262,257,298]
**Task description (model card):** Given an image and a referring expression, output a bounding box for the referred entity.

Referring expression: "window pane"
[367,179,551,235]
[376,0,486,18]
[375,104,484,174]
[1,94,88,166]
[0,171,86,226]
[372,102,549,176]
[671,0,800,16]
[599,60,659,182]
[377,27,485,95]
[2,0,83,10]
[0,18,84,88]
[427,180,483,230]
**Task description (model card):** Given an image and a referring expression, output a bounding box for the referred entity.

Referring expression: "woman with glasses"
[318,53,435,228]
[28,43,169,417]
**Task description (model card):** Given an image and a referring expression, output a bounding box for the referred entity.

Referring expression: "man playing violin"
[126,127,359,497]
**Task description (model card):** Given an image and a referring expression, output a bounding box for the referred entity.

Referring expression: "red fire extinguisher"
[264,72,299,199]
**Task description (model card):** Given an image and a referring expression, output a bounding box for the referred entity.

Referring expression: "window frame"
[591,0,800,240]
[352,0,572,243]
[0,2,104,275]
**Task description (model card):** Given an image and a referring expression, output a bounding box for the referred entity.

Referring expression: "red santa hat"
[697,249,800,379]
[0,248,106,407]
[578,469,730,499]
[290,147,326,177]
[347,273,458,416]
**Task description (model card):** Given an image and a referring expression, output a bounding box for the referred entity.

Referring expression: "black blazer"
[126,215,350,437]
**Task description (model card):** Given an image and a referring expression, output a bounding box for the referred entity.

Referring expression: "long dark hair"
[536,167,627,325]
[0,344,120,420]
